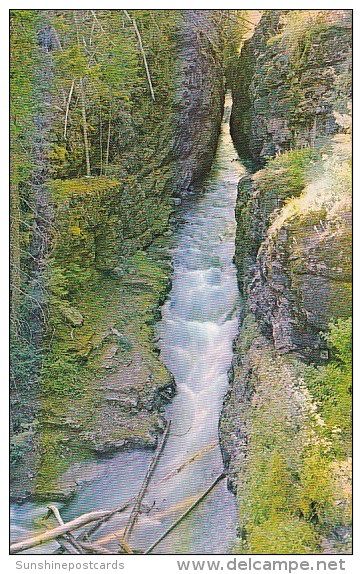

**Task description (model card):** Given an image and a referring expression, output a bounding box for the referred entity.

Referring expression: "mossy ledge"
[13,176,176,501]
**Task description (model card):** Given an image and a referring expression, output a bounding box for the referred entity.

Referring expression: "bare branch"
[144,474,226,554]
[48,506,84,555]
[64,80,75,140]
[10,509,112,554]
[123,10,155,101]
[123,420,171,540]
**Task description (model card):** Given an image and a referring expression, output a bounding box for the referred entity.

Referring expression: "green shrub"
[236,331,350,554]
[248,515,319,554]
[255,147,318,203]
[304,318,352,456]
[325,317,352,367]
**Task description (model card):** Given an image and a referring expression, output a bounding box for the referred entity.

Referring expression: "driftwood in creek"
[48,505,84,555]
[10,423,226,555]
[123,420,171,541]
[144,473,226,554]
[48,506,112,556]
[10,509,114,554]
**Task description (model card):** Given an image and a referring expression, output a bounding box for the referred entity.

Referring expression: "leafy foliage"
[235,319,351,554]
[47,10,179,178]
[304,318,352,457]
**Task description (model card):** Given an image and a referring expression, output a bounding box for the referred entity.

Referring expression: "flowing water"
[11,95,245,554]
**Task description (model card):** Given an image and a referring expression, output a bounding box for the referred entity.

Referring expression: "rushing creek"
[11,95,245,554]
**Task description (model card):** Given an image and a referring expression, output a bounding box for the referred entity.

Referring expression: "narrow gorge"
[10,10,351,555]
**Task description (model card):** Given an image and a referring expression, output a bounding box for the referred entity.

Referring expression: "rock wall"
[220,154,352,552]
[248,198,351,361]
[230,9,352,163]
[221,167,352,496]
[233,157,352,363]
[171,10,225,195]
[220,9,352,511]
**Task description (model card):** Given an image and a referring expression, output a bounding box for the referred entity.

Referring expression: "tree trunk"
[104,104,112,176]
[64,79,74,140]
[124,10,155,101]
[73,11,91,176]
[80,77,91,176]
[99,100,103,175]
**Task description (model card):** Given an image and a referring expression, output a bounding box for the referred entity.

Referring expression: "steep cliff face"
[171,10,225,195]
[221,10,352,553]
[230,10,352,163]
[250,195,351,360]
[221,135,352,480]
[221,143,352,554]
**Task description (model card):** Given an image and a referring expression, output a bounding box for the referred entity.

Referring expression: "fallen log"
[123,420,171,541]
[10,509,112,554]
[95,446,223,546]
[96,493,202,546]
[144,473,226,554]
[81,423,179,542]
[11,433,222,554]
[48,505,85,555]
[80,499,134,540]
[85,439,216,541]
[41,509,79,556]
[159,442,218,484]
